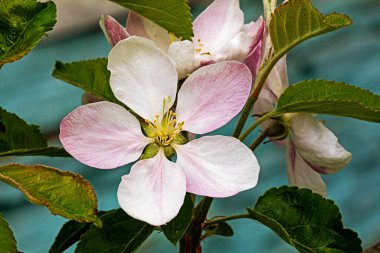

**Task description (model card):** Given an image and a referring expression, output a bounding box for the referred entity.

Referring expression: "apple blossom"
[100,0,265,79]
[254,56,352,196]
[60,36,260,225]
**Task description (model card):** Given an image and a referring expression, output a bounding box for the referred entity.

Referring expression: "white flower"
[60,37,260,225]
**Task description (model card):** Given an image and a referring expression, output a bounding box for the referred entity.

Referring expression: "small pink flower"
[60,36,260,225]
[254,55,351,196]
[100,0,264,79]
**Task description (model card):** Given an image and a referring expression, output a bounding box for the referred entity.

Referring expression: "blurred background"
[0,0,379,252]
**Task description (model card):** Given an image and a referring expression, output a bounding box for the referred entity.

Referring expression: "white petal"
[176,61,252,134]
[173,136,260,197]
[59,102,152,169]
[286,142,327,196]
[117,150,186,226]
[193,0,244,54]
[168,40,199,79]
[289,114,352,174]
[265,56,288,99]
[108,36,178,121]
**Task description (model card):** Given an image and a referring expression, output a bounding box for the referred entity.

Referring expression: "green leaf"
[0,107,69,157]
[162,193,194,245]
[52,59,119,104]
[204,221,234,238]
[49,211,108,253]
[0,164,101,227]
[275,80,380,122]
[0,213,17,253]
[270,0,352,59]
[75,209,154,253]
[248,186,362,253]
[108,0,193,40]
[0,0,56,66]
[50,220,91,253]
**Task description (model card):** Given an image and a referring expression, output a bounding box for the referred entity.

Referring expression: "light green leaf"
[0,164,101,227]
[270,0,352,59]
[162,194,194,245]
[0,0,56,66]
[52,59,119,104]
[275,80,380,122]
[248,186,362,253]
[0,213,17,253]
[75,209,153,253]
[108,0,193,40]
[0,107,69,157]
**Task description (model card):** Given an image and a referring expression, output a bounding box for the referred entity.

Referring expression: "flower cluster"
[60,0,352,226]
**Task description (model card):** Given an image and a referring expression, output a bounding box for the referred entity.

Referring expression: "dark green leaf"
[270,0,352,58]
[52,59,119,104]
[204,221,234,238]
[75,209,153,253]
[0,213,17,253]
[248,186,362,253]
[0,107,69,157]
[0,0,56,66]
[0,164,101,227]
[108,0,193,40]
[49,220,91,253]
[162,193,194,245]
[275,80,380,122]
[49,211,108,253]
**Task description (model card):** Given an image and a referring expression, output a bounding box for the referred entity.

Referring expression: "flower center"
[145,97,184,146]
[194,39,211,56]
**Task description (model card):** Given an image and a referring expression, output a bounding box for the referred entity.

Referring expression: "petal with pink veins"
[176,61,252,134]
[108,36,178,121]
[193,0,244,54]
[286,142,327,196]
[99,15,129,47]
[173,136,260,197]
[289,114,352,174]
[117,149,186,226]
[59,101,152,169]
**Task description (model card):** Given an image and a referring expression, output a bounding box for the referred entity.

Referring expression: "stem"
[239,111,275,141]
[180,197,214,253]
[205,213,251,226]
[249,129,269,151]
[233,53,283,139]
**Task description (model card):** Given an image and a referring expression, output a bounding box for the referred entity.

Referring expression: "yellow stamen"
[144,96,185,146]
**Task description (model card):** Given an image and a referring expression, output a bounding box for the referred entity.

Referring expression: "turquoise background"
[0,0,379,252]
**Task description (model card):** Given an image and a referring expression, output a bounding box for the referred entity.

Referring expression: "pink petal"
[173,136,260,197]
[176,61,252,134]
[99,15,129,47]
[193,0,244,54]
[286,142,327,196]
[126,12,171,52]
[108,36,178,121]
[117,150,186,226]
[126,12,148,38]
[289,114,352,174]
[59,102,152,169]
[243,17,265,76]
[244,40,262,79]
